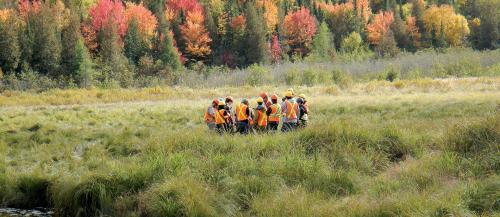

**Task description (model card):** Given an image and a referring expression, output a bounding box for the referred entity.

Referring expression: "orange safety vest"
[285,100,298,120]
[237,104,249,121]
[204,106,215,123]
[268,104,281,122]
[215,109,227,124]
[257,110,267,127]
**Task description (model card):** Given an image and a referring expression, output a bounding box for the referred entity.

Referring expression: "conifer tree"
[0,14,20,73]
[31,4,62,75]
[243,1,269,65]
[311,22,335,59]
[124,18,149,64]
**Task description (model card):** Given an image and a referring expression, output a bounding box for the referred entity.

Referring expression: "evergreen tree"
[0,15,20,73]
[31,4,62,76]
[124,18,149,64]
[18,16,35,69]
[375,30,399,57]
[154,16,182,71]
[98,17,134,87]
[61,15,83,76]
[311,22,335,59]
[74,36,95,88]
[391,12,411,50]
[477,0,499,49]
[243,1,269,65]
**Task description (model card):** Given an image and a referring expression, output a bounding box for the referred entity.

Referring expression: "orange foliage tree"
[257,0,278,34]
[352,0,371,24]
[124,2,157,38]
[165,0,203,21]
[406,16,421,48]
[0,9,13,22]
[282,7,316,56]
[180,9,212,61]
[367,11,394,45]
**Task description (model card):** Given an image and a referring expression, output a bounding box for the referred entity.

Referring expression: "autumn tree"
[375,29,399,57]
[257,0,278,34]
[89,0,126,37]
[124,2,157,39]
[0,9,20,73]
[367,11,394,46]
[422,5,470,46]
[270,34,282,63]
[180,9,212,63]
[319,1,364,49]
[282,7,317,57]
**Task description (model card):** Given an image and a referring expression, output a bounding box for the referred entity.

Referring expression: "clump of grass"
[467,175,500,214]
[7,175,52,209]
[139,176,234,217]
[445,115,500,175]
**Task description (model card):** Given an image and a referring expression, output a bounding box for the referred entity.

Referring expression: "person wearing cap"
[204,99,219,131]
[215,100,229,134]
[281,91,299,132]
[296,97,308,128]
[225,96,235,133]
[235,98,252,134]
[298,94,309,127]
[266,94,281,132]
[254,97,268,132]
[259,92,272,109]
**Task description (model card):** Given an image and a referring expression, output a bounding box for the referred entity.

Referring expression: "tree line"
[0,0,498,87]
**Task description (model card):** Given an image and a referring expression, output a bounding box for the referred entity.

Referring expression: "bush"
[331,69,352,88]
[285,68,300,85]
[302,69,318,86]
[246,64,270,86]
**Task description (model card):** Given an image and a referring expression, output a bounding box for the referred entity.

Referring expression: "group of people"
[204,89,309,134]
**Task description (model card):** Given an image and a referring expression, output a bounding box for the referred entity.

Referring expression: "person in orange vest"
[235,99,252,134]
[253,97,268,132]
[281,91,299,132]
[266,94,281,132]
[215,101,229,134]
[204,99,219,131]
[259,92,272,109]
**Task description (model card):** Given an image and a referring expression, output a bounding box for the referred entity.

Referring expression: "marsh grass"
[0,78,498,216]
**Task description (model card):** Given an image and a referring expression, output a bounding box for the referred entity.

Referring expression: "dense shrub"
[468,176,500,214]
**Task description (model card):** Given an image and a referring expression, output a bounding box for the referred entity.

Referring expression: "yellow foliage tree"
[257,0,278,34]
[422,5,470,46]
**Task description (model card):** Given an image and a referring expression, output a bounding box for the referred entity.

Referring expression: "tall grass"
[0,81,498,216]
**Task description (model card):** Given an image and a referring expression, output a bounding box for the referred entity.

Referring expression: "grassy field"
[0,77,499,217]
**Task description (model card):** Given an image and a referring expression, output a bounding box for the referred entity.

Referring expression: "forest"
[0,0,498,88]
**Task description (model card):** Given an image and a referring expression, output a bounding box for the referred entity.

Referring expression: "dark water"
[0,208,52,217]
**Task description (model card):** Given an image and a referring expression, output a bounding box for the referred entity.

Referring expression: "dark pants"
[237,122,249,134]
[268,122,279,131]
[216,124,226,134]
[281,122,297,132]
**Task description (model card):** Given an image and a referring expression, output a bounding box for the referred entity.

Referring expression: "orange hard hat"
[271,94,278,100]
[260,92,268,99]
[212,99,219,105]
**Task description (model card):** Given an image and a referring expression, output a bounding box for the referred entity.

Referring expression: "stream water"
[0,208,52,217]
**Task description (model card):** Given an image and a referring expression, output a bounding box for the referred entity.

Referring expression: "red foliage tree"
[270,34,282,63]
[165,0,203,19]
[18,0,41,19]
[367,11,394,45]
[89,0,126,37]
[282,7,316,56]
